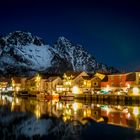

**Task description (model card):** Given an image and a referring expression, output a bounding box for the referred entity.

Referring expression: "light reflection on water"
[1,95,140,140]
[0,95,140,130]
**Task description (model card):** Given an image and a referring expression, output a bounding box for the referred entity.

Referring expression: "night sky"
[0,0,140,71]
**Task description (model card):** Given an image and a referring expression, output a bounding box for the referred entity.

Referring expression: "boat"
[36,92,59,100]
[46,93,59,100]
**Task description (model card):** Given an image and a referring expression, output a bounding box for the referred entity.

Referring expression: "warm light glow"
[36,74,41,82]
[63,116,67,122]
[83,109,91,117]
[84,81,86,85]
[35,74,41,91]
[133,87,139,95]
[65,109,71,115]
[87,109,91,116]
[16,86,20,92]
[59,103,62,109]
[105,85,110,92]
[35,104,41,119]
[12,78,15,88]
[72,86,79,94]
[57,102,62,110]
[118,91,121,95]
[133,107,139,116]
[11,101,15,111]
[83,110,86,117]
[127,83,130,88]
[127,113,130,118]
[72,102,78,111]
[16,98,19,104]
[65,81,71,85]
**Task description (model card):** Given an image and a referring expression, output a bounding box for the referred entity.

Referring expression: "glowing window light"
[133,87,139,95]
[36,74,41,82]
[16,87,20,92]
[105,85,110,92]
[127,84,130,88]
[84,81,86,85]
[127,113,130,118]
[72,86,79,94]
[83,110,87,117]
[133,107,139,116]
[60,103,62,109]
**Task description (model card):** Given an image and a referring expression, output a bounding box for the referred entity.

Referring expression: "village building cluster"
[0,71,140,96]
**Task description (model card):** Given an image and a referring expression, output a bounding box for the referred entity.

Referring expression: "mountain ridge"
[0,31,118,76]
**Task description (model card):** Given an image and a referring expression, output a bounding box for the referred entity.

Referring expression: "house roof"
[95,72,106,80]
[96,70,111,75]
[64,71,84,79]
[0,77,11,83]
[101,75,108,82]
[82,75,101,81]
[82,76,91,80]
[126,72,136,81]
[12,77,21,83]
[36,73,63,79]
[47,76,60,82]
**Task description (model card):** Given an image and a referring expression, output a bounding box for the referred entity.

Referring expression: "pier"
[73,94,140,105]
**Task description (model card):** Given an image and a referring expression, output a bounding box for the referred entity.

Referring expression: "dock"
[73,94,140,105]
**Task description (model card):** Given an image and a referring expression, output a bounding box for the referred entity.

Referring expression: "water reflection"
[0,95,140,139]
[0,95,140,130]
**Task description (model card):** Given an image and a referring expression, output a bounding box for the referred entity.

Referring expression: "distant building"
[101,72,140,91]
[46,76,63,93]
[25,75,48,92]
[81,75,101,92]
[63,71,88,87]
[12,77,27,91]
[0,77,11,90]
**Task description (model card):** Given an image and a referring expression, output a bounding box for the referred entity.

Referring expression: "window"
[94,82,98,86]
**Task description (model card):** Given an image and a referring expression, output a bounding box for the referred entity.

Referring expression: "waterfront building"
[12,77,27,91]
[0,77,11,91]
[100,72,140,94]
[46,76,63,93]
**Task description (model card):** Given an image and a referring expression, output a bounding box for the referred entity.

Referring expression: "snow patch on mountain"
[0,31,118,76]
[53,36,106,72]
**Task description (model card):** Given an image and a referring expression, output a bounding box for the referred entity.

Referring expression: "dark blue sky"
[0,0,140,71]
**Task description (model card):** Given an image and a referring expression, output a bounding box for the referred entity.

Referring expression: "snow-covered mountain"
[0,31,118,76]
[53,36,117,73]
